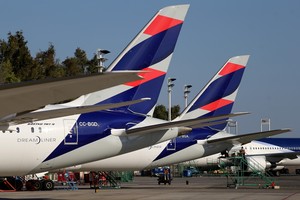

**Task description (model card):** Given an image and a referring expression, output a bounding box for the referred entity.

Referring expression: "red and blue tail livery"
[177,55,249,131]
[151,55,249,163]
[84,5,189,115]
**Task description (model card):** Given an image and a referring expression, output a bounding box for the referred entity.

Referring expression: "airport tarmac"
[1,175,300,200]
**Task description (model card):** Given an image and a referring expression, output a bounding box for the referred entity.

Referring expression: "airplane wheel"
[14,179,23,191]
[26,180,42,191]
[275,171,280,177]
[32,180,42,190]
[43,180,54,190]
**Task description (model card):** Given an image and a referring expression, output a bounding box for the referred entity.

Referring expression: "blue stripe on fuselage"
[154,138,197,161]
[258,138,300,152]
[44,111,146,161]
[153,103,234,161]
[153,127,220,161]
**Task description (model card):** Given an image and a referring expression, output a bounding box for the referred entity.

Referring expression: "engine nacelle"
[246,156,268,172]
[270,166,284,171]
[110,128,126,136]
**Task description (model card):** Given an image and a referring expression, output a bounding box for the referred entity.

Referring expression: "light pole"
[227,119,238,135]
[168,77,176,121]
[261,118,271,132]
[96,49,110,73]
[184,84,192,108]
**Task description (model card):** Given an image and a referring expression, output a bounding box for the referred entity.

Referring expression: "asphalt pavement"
[0,175,300,200]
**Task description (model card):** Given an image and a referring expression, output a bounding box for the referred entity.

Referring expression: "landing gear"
[25,179,54,191]
[1,177,55,191]
[42,179,54,190]
[26,180,42,191]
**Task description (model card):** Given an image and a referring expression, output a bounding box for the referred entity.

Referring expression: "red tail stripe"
[201,99,233,111]
[219,62,245,76]
[144,15,183,36]
[124,67,165,87]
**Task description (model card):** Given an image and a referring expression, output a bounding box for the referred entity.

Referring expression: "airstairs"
[98,171,120,189]
[219,155,276,189]
[90,171,122,189]
[0,178,17,192]
[0,177,23,191]
[118,171,134,182]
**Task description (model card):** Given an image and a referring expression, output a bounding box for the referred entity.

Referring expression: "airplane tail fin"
[83,5,190,115]
[176,55,249,131]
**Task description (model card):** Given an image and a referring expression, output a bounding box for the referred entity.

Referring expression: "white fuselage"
[191,140,300,169]
[0,113,182,176]
[60,132,234,172]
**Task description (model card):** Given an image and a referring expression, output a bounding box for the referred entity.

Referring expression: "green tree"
[63,48,89,76]
[87,54,99,74]
[153,104,168,120]
[5,31,34,81]
[74,47,88,71]
[35,43,65,78]
[47,62,65,78]
[0,39,7,63]
[0,30,115,82]
[0,59,20,83]
[153,104,181,120]
[171,105,181,120]
[63,57,82,76]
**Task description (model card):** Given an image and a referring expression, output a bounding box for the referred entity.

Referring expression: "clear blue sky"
[1,0,300,137]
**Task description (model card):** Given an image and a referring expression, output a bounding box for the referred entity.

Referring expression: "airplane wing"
[264,152,299,163]
[127,112,249,135]
[0,72,142,120]
[243,152,299,164]
[207,129,292,145]
[0,98,150,127]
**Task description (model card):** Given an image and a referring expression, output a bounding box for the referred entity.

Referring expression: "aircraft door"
[64,119,78,145]
[167,138,176,150]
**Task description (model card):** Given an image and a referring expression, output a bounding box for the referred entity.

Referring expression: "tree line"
[0,31,180,119]
[0,31,99,84]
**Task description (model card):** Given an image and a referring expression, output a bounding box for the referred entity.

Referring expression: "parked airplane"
[60,55,289,173]
[2,6,241,191]
[0,5,200,181]
[190,137,299,175]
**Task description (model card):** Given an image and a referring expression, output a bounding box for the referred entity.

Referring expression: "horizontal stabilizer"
[1,98,150,126]
[207,128,291,145]
[127,112,249,136]
[0,72,142,120]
